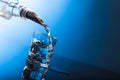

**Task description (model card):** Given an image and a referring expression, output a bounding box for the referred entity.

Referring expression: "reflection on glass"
[21,31,57,80]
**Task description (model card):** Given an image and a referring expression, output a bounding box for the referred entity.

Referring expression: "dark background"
[49,0,120,79]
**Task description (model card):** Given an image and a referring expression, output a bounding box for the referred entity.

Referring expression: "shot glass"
[21,31,57,80]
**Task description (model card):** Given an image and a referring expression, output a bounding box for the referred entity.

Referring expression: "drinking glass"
[21,31,57,80]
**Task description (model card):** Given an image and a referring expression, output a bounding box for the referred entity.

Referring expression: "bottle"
[0,0,47,26]
[0,0,20,19]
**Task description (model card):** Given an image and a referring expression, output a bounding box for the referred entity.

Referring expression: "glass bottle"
[0,0,22,19]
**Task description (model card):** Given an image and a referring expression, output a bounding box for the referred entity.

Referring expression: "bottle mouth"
[20,7,48,27]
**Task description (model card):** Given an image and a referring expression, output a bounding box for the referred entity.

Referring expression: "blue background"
[0,0,120,79]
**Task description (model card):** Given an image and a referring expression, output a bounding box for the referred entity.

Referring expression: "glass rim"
[33,31,51,38]
[33,31,57,43]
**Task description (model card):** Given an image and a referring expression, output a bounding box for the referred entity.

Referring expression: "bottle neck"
[0,1,47,27]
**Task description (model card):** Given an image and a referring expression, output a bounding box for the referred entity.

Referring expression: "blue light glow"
[0,0,73,79]
[1,0,120,79]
